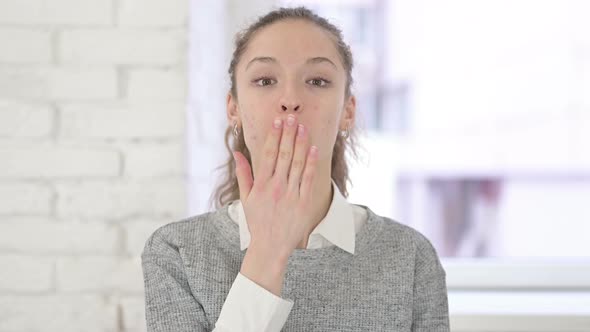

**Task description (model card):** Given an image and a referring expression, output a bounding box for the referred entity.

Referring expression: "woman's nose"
[281,104,300,112]
[279,82,301,113]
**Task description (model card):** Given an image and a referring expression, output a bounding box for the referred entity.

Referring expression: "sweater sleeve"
[141,227,293,332]
[141,228,211,332]
[411,234,451,332]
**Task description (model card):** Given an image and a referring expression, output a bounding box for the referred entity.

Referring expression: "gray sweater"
[141,203,450,331]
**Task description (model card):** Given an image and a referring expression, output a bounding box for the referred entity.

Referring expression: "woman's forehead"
[240,20,342,70]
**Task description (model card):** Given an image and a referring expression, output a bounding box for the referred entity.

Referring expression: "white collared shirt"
[214,179,368,331]
[231,178,364,254]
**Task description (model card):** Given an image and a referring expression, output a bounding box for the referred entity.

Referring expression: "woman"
[142,6,450,332]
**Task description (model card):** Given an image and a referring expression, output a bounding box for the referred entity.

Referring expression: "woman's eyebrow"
[245,56,276,70]
[306,56,337,69]
[245,56,337,70]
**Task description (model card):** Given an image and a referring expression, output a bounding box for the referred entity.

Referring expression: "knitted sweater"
[141,203,450,331]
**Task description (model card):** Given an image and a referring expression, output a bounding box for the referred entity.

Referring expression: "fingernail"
[287,115,295,126]
[297,124,304,137]
[273,118,282,129]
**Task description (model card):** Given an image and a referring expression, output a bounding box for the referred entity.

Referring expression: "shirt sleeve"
[141,229,210,332]
[411,234,451,332]
[215,272,294,332]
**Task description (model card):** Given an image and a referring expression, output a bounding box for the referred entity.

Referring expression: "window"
[279,0,590,261]
[189,1,590,328]
[272,1,590,328]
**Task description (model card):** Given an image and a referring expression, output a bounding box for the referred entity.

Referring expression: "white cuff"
[215,272,294,332]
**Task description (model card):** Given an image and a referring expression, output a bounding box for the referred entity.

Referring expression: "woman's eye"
[252,77,330,87]
[308,78,330,87]
[253,77,276,87]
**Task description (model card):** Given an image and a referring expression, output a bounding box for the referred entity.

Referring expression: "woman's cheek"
[318,118,338,157]
[239,111,259,148]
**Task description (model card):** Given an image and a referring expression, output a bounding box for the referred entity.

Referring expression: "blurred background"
[1,0,589,331]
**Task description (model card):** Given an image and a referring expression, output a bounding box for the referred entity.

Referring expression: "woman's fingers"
[257,118,284,181]
[274,114,298,181]
[298,145,318,203]
[238,114,315,203]
[233,150,253,202]
[287,123,308,193]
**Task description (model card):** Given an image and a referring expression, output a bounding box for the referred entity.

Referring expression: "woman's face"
[227,19,355,177]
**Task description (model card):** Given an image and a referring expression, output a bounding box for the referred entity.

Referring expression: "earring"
[232,122,240,139]
[339,125,350,140]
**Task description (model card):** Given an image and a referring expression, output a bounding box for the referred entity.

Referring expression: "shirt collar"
[229,178,356,254]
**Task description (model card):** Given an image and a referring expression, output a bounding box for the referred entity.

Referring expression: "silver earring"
[339,126,350,139]
[232,122,240,139]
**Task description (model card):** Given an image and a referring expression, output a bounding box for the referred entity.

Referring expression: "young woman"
[142,6,450,332]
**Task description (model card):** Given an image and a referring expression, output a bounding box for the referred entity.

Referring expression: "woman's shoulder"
[361,204,443,265]
[140,208,223,259]
[360,204,431,244]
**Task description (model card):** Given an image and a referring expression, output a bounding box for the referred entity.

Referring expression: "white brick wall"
[0,183,53,215]
[0,29,52,64]
[0,101,53,137]
[59,103,185,139]
[118,0,187,27]
[0,296,118,332]
[0,0,189,330]
[0,146,121,178]
[56,256,144,293]
[0,66,118,100]
[0,0,113,26]
[127,69,187,100]
[0,221,121,254]
[0,255,53,292]
[59,29,184,65]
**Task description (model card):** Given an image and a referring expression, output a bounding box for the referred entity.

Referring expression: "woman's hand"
[233,114,318,260]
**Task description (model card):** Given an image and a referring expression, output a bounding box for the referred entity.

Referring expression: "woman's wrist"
[240,242,290,296]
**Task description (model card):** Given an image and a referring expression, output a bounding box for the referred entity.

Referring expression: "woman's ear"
[340,94,356,128]
[226,92,240,125]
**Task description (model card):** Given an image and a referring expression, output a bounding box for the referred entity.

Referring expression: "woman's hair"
[209,6,364,210]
